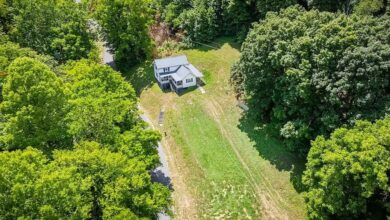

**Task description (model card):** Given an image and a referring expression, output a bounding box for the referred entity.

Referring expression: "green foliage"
[95,0,153,68]
[63,60,161,169]
[64,60,137,144]
[0,40,57,72]
[0,40,57,101]
[254,0,297,18]
[232,6,390,151]
[308,0,386,15]
[157,0,297,43]
[0,57,170,218]
[303,118,390,219]
[0,57,69,151]
[157,39,182,57]
[0,147,49,219]
[354,0,384,15]
[0,142,171,219]
[179,0,219,42]
[0,0,15,33]
[10,0,94,63]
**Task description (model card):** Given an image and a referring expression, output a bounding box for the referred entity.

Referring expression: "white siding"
[183,74,196,88]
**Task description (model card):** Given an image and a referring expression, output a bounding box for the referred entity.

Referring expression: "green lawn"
[126,38,307,219]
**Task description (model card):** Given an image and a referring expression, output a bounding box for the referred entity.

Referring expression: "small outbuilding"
[153,55,203,93]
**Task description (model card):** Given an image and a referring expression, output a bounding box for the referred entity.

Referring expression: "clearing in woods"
[126,38,307,219]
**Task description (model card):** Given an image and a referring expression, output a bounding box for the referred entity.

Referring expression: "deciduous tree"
[0,57,69,151]
[11,0,94,63]
[231,6,390,151]
[0,142,171,219]
[303,118,390,219]
[95,0,153,68]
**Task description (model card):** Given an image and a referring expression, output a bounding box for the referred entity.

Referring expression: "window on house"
[176,80,183,86]
[186,78,194,83]
[163,67,170,72]
[162,76,169,81]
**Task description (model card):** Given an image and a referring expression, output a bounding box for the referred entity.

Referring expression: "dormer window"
[163,67,170,72]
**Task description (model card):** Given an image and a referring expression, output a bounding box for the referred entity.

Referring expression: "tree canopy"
[0,142,171,219]
[308,0,387,15]
[154,0,298,43]
[8,0,94,63]
[0,56,171,218]
[303,118,390,219]
[0,57,69,151]
[95,0,153,68]
[231,6,390,151]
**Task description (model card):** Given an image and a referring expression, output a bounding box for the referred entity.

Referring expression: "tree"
[0,142,171,219]
[45,141,170,219]
[231,6,390,151]
[302,118,390,219]
[308,0,387,15]
[0,39,57,101]
[0,57,69,151]
[64,60,137,144]
[157,0,298,43]
[0,147,48,219]
[178,0,219,43]
[95,0,153,68]
[10,0,94,63]
[0,40,57,72]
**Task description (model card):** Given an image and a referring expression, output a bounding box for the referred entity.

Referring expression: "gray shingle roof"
[154,55,189,69]
[171,66,191,81]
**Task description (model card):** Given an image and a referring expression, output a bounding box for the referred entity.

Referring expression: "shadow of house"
[238,108,307,192]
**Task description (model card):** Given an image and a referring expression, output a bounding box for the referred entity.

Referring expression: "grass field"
[126,38,307,219]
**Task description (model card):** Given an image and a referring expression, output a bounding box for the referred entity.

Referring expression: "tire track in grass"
[203,98,289,220]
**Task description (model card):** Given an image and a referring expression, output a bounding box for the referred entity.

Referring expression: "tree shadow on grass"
[238,110,307,193]
[188,36,241,52]
[123,61,155,96]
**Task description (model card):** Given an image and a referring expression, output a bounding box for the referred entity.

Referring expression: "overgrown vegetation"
[154,0,298,43]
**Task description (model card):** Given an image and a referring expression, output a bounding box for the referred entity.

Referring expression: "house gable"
[154,55,203,92]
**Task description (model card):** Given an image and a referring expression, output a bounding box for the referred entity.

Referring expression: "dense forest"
[0,0,389,219]
[0,0,170,219]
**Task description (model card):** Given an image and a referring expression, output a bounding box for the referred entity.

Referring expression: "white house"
[154,55,203,93]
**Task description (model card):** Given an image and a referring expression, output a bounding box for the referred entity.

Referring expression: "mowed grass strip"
[133,38,307,219]
[166,101,260,219]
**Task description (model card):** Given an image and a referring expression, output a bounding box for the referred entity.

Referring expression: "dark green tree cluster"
[1,0,94,63]
[0,57,171,218]
[232,6,390,152]
[95,0,153,68]
[154,0,297,43]
[308,0,387,15]
[303,118,390,219]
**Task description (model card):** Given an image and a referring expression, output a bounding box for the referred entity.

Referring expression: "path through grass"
[127,38,307,219]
